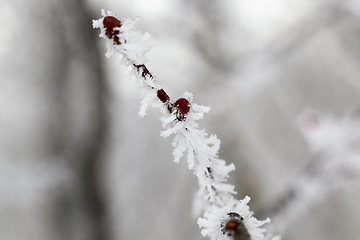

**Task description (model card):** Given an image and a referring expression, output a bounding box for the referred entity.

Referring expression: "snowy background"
[1,0,360,240]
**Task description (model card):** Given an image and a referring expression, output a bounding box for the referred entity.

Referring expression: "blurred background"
[1,0,360,240]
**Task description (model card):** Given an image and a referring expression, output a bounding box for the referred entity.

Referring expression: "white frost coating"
[92,10,154,65]
[138,85,158,117]
[93,10,160,116]
[94,10,277,240]
[198,197,270,240]
[160,92,236,208]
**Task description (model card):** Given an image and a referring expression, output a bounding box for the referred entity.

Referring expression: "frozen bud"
[103,16,122,45]
[221,213,250,240]
[157,89,170,103]
[174,98,191,120]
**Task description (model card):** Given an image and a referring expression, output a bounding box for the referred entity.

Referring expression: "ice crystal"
[93,10,277,240]
[92,10,154,64]
[198,196,270,240]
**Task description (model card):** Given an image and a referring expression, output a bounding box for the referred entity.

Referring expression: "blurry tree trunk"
[53,0,110,240]
[0,0,110,238]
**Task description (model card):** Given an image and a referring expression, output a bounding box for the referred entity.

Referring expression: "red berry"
[103,16,122,44]
[174,98,190,120]
[224,220,238,232]
[157,89,170,103]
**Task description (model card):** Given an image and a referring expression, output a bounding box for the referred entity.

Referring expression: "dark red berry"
[157,89,170,103]
[224,220,238,232]
[103,16,122,45]
[174,98,190,120]
[221,213,250,240]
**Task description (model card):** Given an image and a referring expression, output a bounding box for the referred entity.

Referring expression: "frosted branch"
[93,10,278,240]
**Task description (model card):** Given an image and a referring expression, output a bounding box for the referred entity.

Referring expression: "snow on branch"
[93,10,278,240]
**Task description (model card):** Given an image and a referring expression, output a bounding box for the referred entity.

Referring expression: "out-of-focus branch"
[256,109,360,233]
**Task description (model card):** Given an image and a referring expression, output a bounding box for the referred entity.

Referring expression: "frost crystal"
[198,197,270,240]
[93,10,277,240]
[159,93,273,239]
[92,10,154,64]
